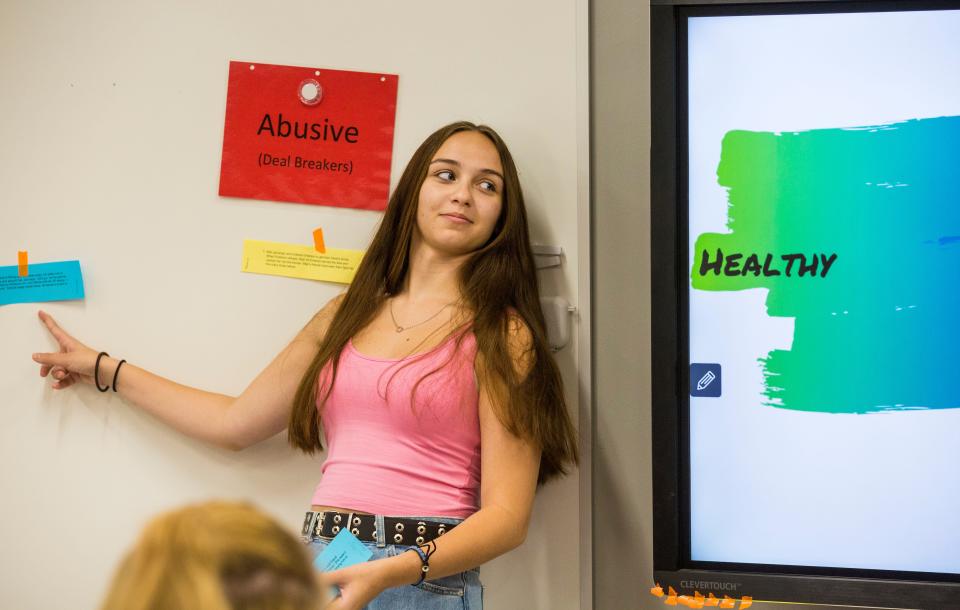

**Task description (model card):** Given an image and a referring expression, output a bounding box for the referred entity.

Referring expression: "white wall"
[0,1,589,608]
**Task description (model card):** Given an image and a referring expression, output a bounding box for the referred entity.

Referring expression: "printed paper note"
[0,260,85,306]
[314,529,373,599]
[242,239,363,284]
[219,61,398,210]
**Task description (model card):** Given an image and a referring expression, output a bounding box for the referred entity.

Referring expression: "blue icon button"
[690,363,721,397]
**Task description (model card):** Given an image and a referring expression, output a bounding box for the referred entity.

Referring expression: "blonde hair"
[101,501,322,610]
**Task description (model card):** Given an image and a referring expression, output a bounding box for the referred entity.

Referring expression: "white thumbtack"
[299,78,322,106]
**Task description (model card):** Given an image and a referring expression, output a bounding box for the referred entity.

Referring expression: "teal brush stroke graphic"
[692,116,960,413]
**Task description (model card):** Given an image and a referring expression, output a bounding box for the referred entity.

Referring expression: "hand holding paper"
[314,529,373,602]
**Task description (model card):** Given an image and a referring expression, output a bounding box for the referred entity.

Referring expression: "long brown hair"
[100,501,322,610]
[288,121,578,484]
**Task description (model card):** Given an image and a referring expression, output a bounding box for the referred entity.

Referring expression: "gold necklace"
[388,297,454,333]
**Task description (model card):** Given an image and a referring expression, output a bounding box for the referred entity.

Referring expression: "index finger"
[37,310,72,346]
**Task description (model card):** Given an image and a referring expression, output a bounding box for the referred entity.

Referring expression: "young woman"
[101,500,326,610]
[33,121,579,610]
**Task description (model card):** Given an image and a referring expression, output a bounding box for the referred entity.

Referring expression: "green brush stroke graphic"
[692,117,960,413]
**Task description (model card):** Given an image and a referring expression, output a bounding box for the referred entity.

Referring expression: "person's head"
[355,121,531,296]
[289,121,578,484]
[412,129,505,259]
[100,501,322,610]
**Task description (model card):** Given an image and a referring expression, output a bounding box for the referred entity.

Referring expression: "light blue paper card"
[0,261,85,306]
[314,529,373,599]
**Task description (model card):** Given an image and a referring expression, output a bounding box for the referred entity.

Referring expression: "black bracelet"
[406,540,437,587]
[112,359,126,392]
[94,352,111,392]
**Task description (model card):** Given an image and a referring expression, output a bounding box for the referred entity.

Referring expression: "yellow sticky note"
[242,239,363,284]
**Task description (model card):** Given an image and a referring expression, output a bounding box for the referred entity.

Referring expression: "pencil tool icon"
[689,363,721,397]
[696,370,716,391]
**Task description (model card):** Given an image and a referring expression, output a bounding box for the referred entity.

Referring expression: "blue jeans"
[304,515,483,610]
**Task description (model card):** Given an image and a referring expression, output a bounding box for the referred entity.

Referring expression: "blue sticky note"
[314,529,373,598]
[0,261,85,306]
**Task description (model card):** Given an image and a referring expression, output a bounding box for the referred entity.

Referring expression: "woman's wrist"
[95,356,125,391]
[377,550,424,589]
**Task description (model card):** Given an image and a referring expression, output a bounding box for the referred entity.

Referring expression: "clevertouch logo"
[681,580,741,592]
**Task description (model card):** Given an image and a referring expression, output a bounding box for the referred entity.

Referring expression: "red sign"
[219,61,398,211]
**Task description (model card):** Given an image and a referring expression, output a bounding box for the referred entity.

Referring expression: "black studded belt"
[301,510,457,546]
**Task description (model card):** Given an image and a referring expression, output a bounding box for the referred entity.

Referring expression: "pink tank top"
[311,330,481,518]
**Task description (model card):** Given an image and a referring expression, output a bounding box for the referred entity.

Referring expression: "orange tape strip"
[18,251,28,276]
[679,595,704,608]
[650,585,753,609]
[313,227,326,253]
